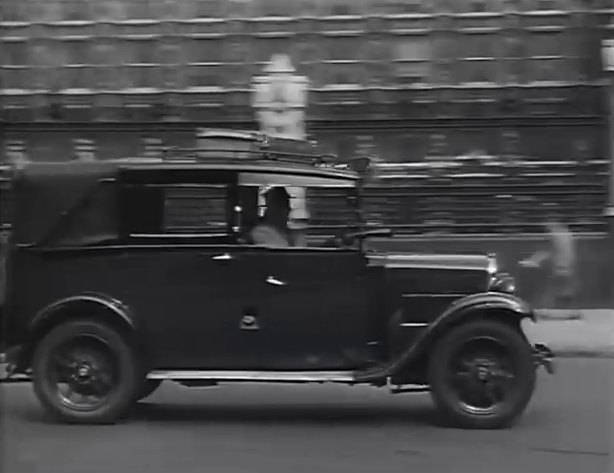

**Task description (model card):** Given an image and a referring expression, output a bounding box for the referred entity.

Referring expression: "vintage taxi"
[1,130,553,428]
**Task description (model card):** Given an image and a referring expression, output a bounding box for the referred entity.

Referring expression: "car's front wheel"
[31,319,141,424]
[428,319,536,429]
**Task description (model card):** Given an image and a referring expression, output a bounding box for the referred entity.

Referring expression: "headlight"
[490,273,516,294]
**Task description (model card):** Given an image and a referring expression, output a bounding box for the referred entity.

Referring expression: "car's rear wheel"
[428,319,536,429]
[32,319,140,424]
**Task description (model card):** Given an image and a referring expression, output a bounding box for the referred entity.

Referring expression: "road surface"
[1,359,612,473]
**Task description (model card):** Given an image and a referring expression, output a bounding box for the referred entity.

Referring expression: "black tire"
[31,319,141,424]
[136,379,162,401]
[428,319,536,430]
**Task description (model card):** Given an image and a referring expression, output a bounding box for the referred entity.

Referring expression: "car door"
[147,244,262,369]
[121,175,265,370]
[244,247,374,371]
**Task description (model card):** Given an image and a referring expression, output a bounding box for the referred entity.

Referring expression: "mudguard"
[355,291,535,382]
[30,292,135,331]
[11,292,137,372]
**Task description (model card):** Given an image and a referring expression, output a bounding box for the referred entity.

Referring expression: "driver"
[250,186,294,247]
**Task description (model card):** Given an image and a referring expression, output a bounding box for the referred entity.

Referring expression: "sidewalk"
[523,309,614,358]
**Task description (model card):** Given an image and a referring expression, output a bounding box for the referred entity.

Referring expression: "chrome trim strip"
[400,323,429,327]
[197,129,259,140]
[385,264,485,271]
[130,233,227,238]
[147,370,356,382]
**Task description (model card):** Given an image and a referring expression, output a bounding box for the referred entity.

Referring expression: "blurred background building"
[1,0,613,235]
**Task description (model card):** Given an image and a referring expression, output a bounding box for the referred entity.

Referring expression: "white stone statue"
[252,54,310,229]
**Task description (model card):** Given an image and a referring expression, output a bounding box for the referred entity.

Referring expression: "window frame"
[117,168,359,248]
[235,171,360,250]
[118,169,237,244]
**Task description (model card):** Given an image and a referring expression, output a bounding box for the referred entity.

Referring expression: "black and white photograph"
[0,1,612,472]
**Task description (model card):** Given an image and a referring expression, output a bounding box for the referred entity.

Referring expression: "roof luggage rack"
[164,128,341,169]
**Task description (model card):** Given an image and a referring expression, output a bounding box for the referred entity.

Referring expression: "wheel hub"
[42,332,122,414]
[477,366,490,381]
[73,363,94,382]
[468,358,497,383]
[451,344,517,414]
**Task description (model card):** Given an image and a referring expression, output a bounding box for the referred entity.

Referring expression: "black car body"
[1,130,554,428]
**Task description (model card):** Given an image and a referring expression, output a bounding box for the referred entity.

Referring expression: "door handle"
[212,253,232,261]
[240,315,259,331]
[266,276,286,286]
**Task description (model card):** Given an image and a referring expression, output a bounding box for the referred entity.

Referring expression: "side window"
[122,183,230,238]
[163,186,228,235]
[237,182,357,248]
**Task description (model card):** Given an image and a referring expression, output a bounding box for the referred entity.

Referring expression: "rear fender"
[355,292,534,382]
[15,292,142,372]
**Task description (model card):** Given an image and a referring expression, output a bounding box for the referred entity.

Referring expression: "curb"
[535,309,613,322]
[550,349,614,359]
[0,363,28,383]
[535,313,585,322]
[0,377,30,384]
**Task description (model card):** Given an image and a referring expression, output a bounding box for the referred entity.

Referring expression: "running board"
[147,370,357,383]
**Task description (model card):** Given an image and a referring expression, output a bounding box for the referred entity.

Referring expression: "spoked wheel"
[450,342,519,414]
[428,320,536,429]
[32,320,140,424]
[49,341,116,411]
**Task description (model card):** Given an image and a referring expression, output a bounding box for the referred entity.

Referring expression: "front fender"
[355,292,534,382]
[438,291,535,324]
